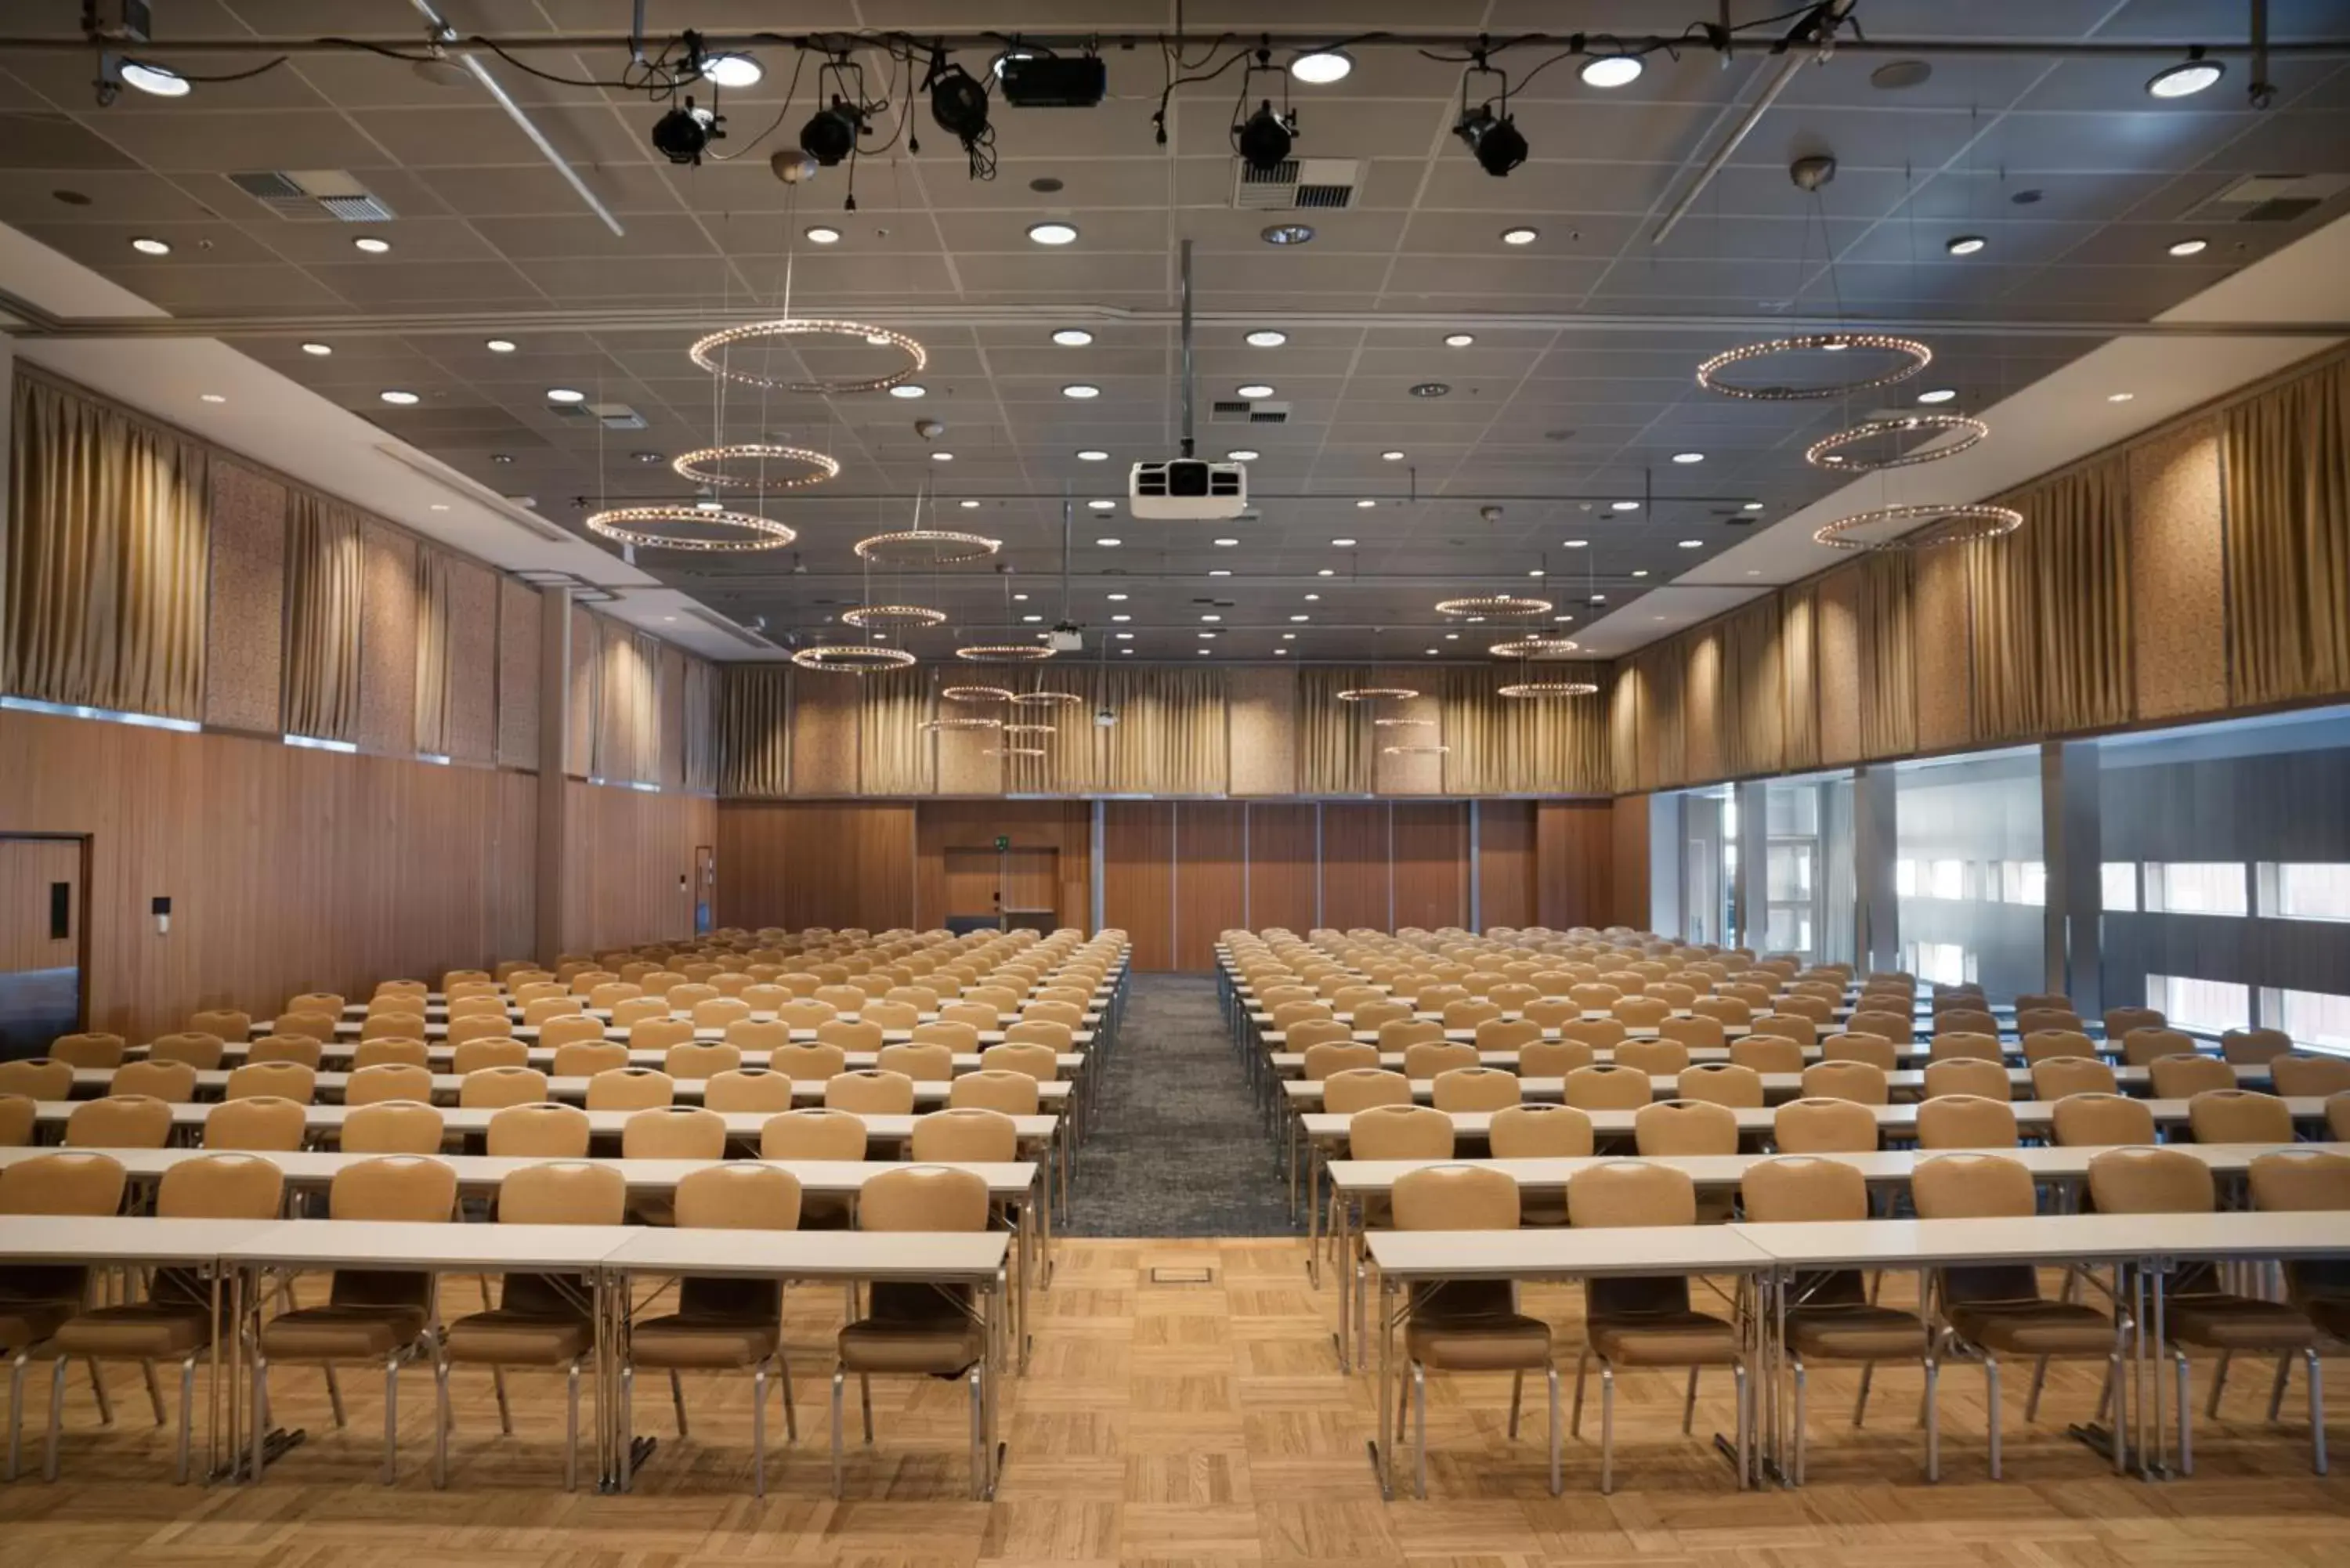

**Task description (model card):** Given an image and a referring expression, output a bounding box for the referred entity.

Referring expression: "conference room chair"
[1929,1031,2005,1065]
[359,1014,426,1045]
[513,983,566,1008]
[624,1104,725,1163]
[1300,1042,1376,1081]
[619,1163,802,1496]
[2048,1093,2157,1147]
[885,985,941,1013]
[486,1103,589,1158]
[64,1093,172,1150]
[226,1061,316,1104]
[446,1014,514,1050]
[826,1070,915,1115]
[1513,999,1571,1031]
[1690,996,1752,1030]
[1924,1058,2013,1101]
[854,1001,915,1034]
[522,998,587,1028]
[1489,1100,1593,1167]
[939,1000,997,1031]
[271,1013,338,1046]
[346,1064,434,1107]
[584,983,641,1014]
[913,1019,982,1053]
[877,1042,954,1083]
[1474,1017,1542,1053]
[253,1154,458,1484]
[1726,1035,1802,1075]
[1488,983,1543,1014]
[755,1041,837,1081]
[1350,1000,1412,1032]
[626,1018,693,1055]
[444,997,503,1024]
[2149,1053,2236,1098]
[811,985,866,1016]
[1,1150,132,1479]
[1614,1038,1690,1078]
[1635,1098,1738,1158]
[736,984,788,1014]
[1415,985,1470,1013]
[1916,1094,2019,1149]
[1661,1015,1728,1053]
[605,998,666,1032]
[2016,1009,2086,1039]
[2221,1028,2297,1066]
[248,1035,326,1071]
[968,1042,1048,1082]
[145,1032,223,1072]
[459,1066,549,1110]
[634,970,688,996]
[912,1107,1020,1163]
[203,1096,306,1152]
[586,1068,674,1111]
[1403,1041,1479,1080]
[1819,1032,1898,1071]
[347,1039,426,1071]
[2018,1029,2095,1066]
[1848,1010,1916,1046]
[1742,1155,1937,1482]
[1612,997,1672,1030]
[1514,1039,1589,1078]
[0,1095,34,1148]
[1773,1097,1879,1153]
[700,1067,793,1115]
[2271,1054,2350,1097]
[188,1010,251,1045]
[2103,1006,2167,1040]
[718,1019,785,1053]
[435,1162,624,1489]
[759,1107,869,1228]
[108,1059,197,1103]
[692,999,753,1031]
[1022,1002,1084,1031]
[831,1164,994,1499]
[1677,1063,1765,1110]
[1565,1159,1748,1493]
[1431,1067,1520,1112]
[1441,999,1503,1032]
[1935,1010,2002,1041]
[946,1071,1038,1117]
[2247,1148,2350,1439]
[1379,1020,1445,1054]
[534,1015,606,1053]
[1773,996,1836,1031]
[1564,1064,1653,1112]
[2188,1089,2296,1144]
[450,1039,530,1075]
[1720,982,1776,1011]
[342,1101,446,1155]
[2115,1028,2190,1067]
[662,1042,741,1082]
[284,992,345,1020]
[1556,1018,1628,1053]
[820,1019,887,1055]
[1647,981,1699,1012]
[1322,1069,1412,1117]
[545,1041,625,1078]
[1797,1059,1889,1107]
[2030,1057,2118,1100]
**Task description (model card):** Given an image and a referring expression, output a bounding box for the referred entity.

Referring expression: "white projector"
[1128,457,1247,520]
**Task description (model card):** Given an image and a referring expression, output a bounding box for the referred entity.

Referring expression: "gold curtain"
[280,490,365,742]
[858,664,933,793]
[1968,453,2133,741]
[718,665,791,796]
[1440,663,1608,793]
[1856,550,1916,758]
[5,371,210,718]
[996,667,1101,794]
[412,546,452,755]
[1104,664,1227,793]
[1607,662,1641,793]
[1298,665,1372,793]
[682,656,718,793]
[1779,583,1820,771]
[2225,353,2350,706]
[1632,641,1684,789]
[591,620,661,784]
[1719,596,1784,779]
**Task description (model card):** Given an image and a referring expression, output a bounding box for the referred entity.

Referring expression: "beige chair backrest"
[551,1040,630,1078]
[2248,1148,2350,1214]
[1430,1066,1520,1111]
[345,1062,433,1105]
[1473,1017,1542,1053]
[1923,1057,2012,1101]
[1488,1101,1594,1157]
[2087,1144,2216,1216]
[2187,1089,2295,1144]
[66,1093,174,1148]
[1391,1163,1519,1230]
[1634,1097,1737,1155]
[1401,1040,1478,1079]
[761,1107,870,1160]
[1518,1038,1594,1077]
[623,1104,726,1159]
[767,1042,844,1080]
[611,998,671,1031]
[663,1041,743,1081]
[949,1069,1040,1115]
[1911,1150,2035,1219]
[1658,1014,1726,1051]
[910,1106,1019,1162]
[349,1037,428,1071]
[978,1042,1058,1080]
[487,1101,591,1157]
[876,1042,954,1082]
[156,1151,284,1219]
[1820,1031,1897,1071]
[1612,995,1671,1028]
[0,1150,127,1216]
[0,1093,35,1148]
[328,1153,458,1222]
[1346,1103,1454,1159]
[342,1100,445,1154]
[1563,1062,1652,1111]
[248,1035,325,1069]
[203,1095,306,1151]
[2148,1052,2235,1098]
[631,1017,698,1053]
[150,1031,227,1071]
[2030,1056,2117,1100]
[2270,1054,2350,1098]
[451,1037,530,1075]
[724,1019,791,1054]
[1929,1031,2005,1064]
[1915,1093,2018,1149]
[2049,1092,2157,1148]
[1742,1154,1868,1223]
[2220,1027,2296,1065]
[826,1069,915,1114]
[818,1018,887,1054]
[1321,1068,1411,1115]
[1567,1160,1694,1227]
[676,1164,801,1230]
[692,998,753,1030]
[2021,1028,2099,1065]
[1771,1097,1878,1153]
[1676,1062,1764,1109]
[189,1009,251,1043]
[1613,1037,1689,1077]
[499,1161,626,1226]
[1729,1035,1805,1075]
[538,1014,609,1051]
[586,1067,674,1111]
[225,1060,316,1103]
[859,1164,989,1233]
[916,1019,984,1052]
[459,1064,550,1108]
[1846,1010,1914,1045]
[1799,1059,1888,1105]
[359,1013,427,1043]
[110,1058,198,1103]
[703,1067,797,1114]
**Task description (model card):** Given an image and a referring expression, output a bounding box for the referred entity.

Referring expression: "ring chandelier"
[790,644,917,672]
[986,746,1050,758]
[584,504,795,552]
[1435,594,1551,620]
[956,644,1056,663]
[1335,687,1419,703]
[918,717,1001,732]
[1499,681,1600,698]
[1694,332,1931,401]
[1489,634,1582,659]
[1382,743,1450,755]
[1372,717,1436,728]
[671,443,841,490]
[1009,691,1087,706]
[841,604,948,630]
[942,685,1015,703]
[689,318,927,395]
[1813,502,2025,552]
[1805,413,1987,472]
[855,529,1001,567]
[1003,723,1057,736]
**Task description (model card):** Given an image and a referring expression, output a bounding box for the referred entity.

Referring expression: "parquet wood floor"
[3,1240,2345,1567]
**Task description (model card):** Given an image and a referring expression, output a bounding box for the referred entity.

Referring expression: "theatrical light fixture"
[692,320,925,395]
[919,717,1003,732]
[1435,594,1551,619]
[651,97,725,164]
[956,644,1055,663]
[942,686,1014,703]
[378,389,420,405]
[854,529,999,565]
[2147,51,2224,98]
[130,237,171,255]
[587,504,796,552]
[793,645,916,673]
[700,52,763,88]
[1027,222,1079,245]
[2168,237,2209,257]
[301,342,331,356]
[1246,329,1288,347]
[1697,332,1931,400]
[798,96,863,165]
[1289,49,1353,85]
[1500,226,1538,244]
[1235,100,1295,173]
[1813,501,2025,552]
[1806,413,1987,471]
[1946,234,1987,256]
[1455,103,1528,176]
[352,236,391,254]
[1009,691,1086,706]
[1580,55,1643,89]
[118,60,190,96]
[927,57,991,143]
[1054,328,1093,345]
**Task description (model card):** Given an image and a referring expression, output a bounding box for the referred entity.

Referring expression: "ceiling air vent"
[226,168,396,222]
[1210,399,1290,425]
[1231,157,1359,211]
[2191,172,2350,223]
[553,401,649,431]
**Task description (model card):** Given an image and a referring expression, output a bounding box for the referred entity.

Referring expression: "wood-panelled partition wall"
[716,797,1640,970]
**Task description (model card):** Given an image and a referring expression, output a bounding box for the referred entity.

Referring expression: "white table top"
[0,1213,283,1264]
[1366,1225,1777,1281]
[27,1100,1059,1143]
[1299,1097,2331,1143]
[139,1045,1085,1074]
[1278,1065,2269,1105]
[72,1068,1071,1106]
[224,1219,636,1270]
[294,1019,1101,1046]
[607,1227,1010,1282]
[1729,1211,2350,1269]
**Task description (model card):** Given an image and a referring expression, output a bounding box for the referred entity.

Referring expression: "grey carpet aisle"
[1062,973,1301,1237]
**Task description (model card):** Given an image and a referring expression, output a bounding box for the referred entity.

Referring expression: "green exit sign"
[995,835,1010,851]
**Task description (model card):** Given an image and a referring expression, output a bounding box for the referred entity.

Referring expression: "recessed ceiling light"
[1076,448,1109,461]
[805,226,841,244]
[300,341,332,356]
[1112,615,1131,623]
[1290,614,1309,622]
[1028,222,1079,245]
[485,338,517,353]
[430,504,450,511]
[1282,632,1296,639]
[1443,333,1475,347]
[119,60,191,96]
[1554,615,1574,623]
[1096,537,1122,547]
[1303,593,1320,602]
[1122,648,1134,655]
[2146,54,2224,99]
[931,451,954,461]
[378,389,420,405]
[1107,593,1129,602]
[1289,49,1353,85]
[1355,499,1376,509]
[1227,449,1260,461]
[1917,387,1958,404]
[1201,614,1221,623]
[1317,567,1335,576]
[1087,499,1116,511]
[491,453,512,463]
[1061,383,1101,399]
[2167,237,2209,257]
[1381,450,1405,461]
[1632,569,1649,578]
[1209,568,1231,576]
[1678,539,1704,549]
[545,388,585,403]
[1946,235,1987,256]
[1444,632,1460,640]
[1015,593,1031,602]
[1022,614,1043,623]
[1051,327,1093,346]
[1611,500,1640,512]
[1331,537,1357,547]
[1213,537,1238,547]
[1246,329,1288,347]
[890,385,927,399]
[2107,392,2136,403]
[1528,569,1543,577]
[1274,647,1289,655]
[1741,501,1765,511]
[1261,223,1314,245]
[352,236,392,254]
[1410,382,1451,398]
[1563,539,1588,548]
[1425,649,1439,656]
[1590,594,1607,603]
[1237,384,1274,399]
[1198,631,1214,638]
[199,393,225,403]
[633,451,662,464]
[960,499,982,508]
[1500,226,1538,245]
[695,498,723,511]
[129,237,171,255]
[1671,451,1705,464]
[1115,630,1133,638]
[1580,55,1643,89]
[700,51,762,87]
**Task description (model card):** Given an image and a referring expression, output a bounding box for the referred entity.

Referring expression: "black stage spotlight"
[800,96,864,165]
[1455,103,1527,176]
[651,97,722,164]
[930,60,989,141]
[1235,99,1293,172]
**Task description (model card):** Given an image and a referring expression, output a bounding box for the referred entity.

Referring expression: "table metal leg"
[1369,1270,1398,1499]
[1332,1191,1350,1371]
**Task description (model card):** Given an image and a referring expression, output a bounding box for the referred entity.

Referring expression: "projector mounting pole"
[1179,237,1195,459]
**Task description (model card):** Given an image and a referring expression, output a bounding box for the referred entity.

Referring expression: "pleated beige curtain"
[1967,453,2133,741]
[1298,666,1372,793]
[858,664,933,793]
[682,656,718,793]
[1718,597,1784,779]
[1440,663,1608,793]
[6,371,210,719]
[590,620,661,784]
[2225,353,2350,706]
[281,490,365,742]
[1607,662,1641,793]
[996,668,1100,794]
[1856,550,1916,758]
[1778,583,1820,771]
[411,545,453,755]
[1103,664,1227,793]
[718,665,791,797]
[1632,641,1685,789]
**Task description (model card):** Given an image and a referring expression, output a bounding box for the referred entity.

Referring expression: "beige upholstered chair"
[1916,1093,2018,1149]
[1634,1097,1737,1156]
[2149,1053,2236,1098]
[342,1100,446,1154]
[460,1066,549,1110]
[226,1060,316,1104]
[1924,1057,2012,1102]
[450,1038,529,1075]
[188,1010,251,1045]
[344,1063,433,1107]
[203,1095,306,1151]
[2220,1028,2296,1066]
[1799,1060,1888,1105]
[826,1071,915,1115]
[703,1068,797,1115]
[248,1035,326,1070]
[1430,1066,1520,1112]
[1564,1064,1651,1111]
[2048,1092,2156,1147]
[2187,1089,2294,1144]
[107,1058,197,1103]
[586,1068,673,1111]
[1676,1063,1764,1109]
[486,1103,590,1158]
[1772,1097,1878,1154]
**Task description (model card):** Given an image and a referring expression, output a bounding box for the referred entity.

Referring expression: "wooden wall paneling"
[565,605,597,779]
[356,522,418,757]
[1475,800,1536,932]
[714,801,915,933]
[496,580,540,770]
[1102,803,1176,969]
[201,462,285,734]
[1535,800,1614,930]
[2128,417,2231,721]
[1245,803,1318,933]
[913,801,1091,931]
[1174,802,1246,968]
[0,839,84,974]
[1318,801,1391,932]
[1610,795,1651,930]
[562,781,711,955]
[1224,665,1298,795]
[1391,801,1467,930]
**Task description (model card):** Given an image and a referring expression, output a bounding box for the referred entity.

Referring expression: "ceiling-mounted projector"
[1129,457,1246,520]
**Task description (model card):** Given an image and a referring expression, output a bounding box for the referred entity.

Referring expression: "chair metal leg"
[1546,1364,1562,1497]
[175,1355,196,1485]
[777,1345,797,1442]
[1983,1353,2001,1481]
[1853,1360,1874,1428]
[967,1364,986,1501]
[830,1368,846,1498]
[87,1360,110,1426]
[493,1365,512,1435]
[1792,1356,1808,1486]
[2269,1353,2293,1422]
[324,1364,346,1428]
[2305,1348,2326,1476]
[44,1356,67,1482]
[1925,1348,1940,1482]
[8,1349,29,1482]
[432,1352,450,1489]
[1734,1363,1750,1491]
[670,1367,689,1436]
[142,1360,166,1425]
[2106,1349,2128,1476]
[383,1350,400,1485]
[565,1359,580,1492]
[2174,1349,2194,1476]
[1682,1366,1699,1435]
[1570,1349,1589,1437]
[620,1364,634,1490]
[859,1371,873,1443]
[1507,1368,1524,1439]
[251,1356,269,1483]
[2207,1350,2231,1418]
[1411,1361,1427,1500]
[1600,1363,1617,1495]
[751,1362,768,1498]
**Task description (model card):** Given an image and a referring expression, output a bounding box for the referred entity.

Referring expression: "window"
[2147,974,2251,1033]
[1910,941,1969,987]
[2101,862,2138,912]
[1926,859,1965,900]
[1894,859,1918,898]
[1996,861,2046,905]
[2259,862,2350,922]
[2266,988,2350,1051]
[2144,862,2247,916]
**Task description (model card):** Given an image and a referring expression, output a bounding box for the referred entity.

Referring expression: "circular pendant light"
[956,644,1056,663]
[1489,634,1582,659]
[1434,594,1552,620]
[1382,742,1450,755]
[1372,717,1437,728]
[985,746,1050,758]
[841,604,948,630]
[1805,413,1988,471]
[790,645,918,672]
[671,443,841,490]
[1498,681,1600,698]
[1696,333,1932,400]
[1003,723,1057,736]
[689,318,926,395]
[942,685,1015,703]
[1335,687,1419,703]
[1813,502,2024,551]
[918,717,1002,732]
[585,505,796,551]
[855,529,1000,566]
[1008,690,1087,706]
